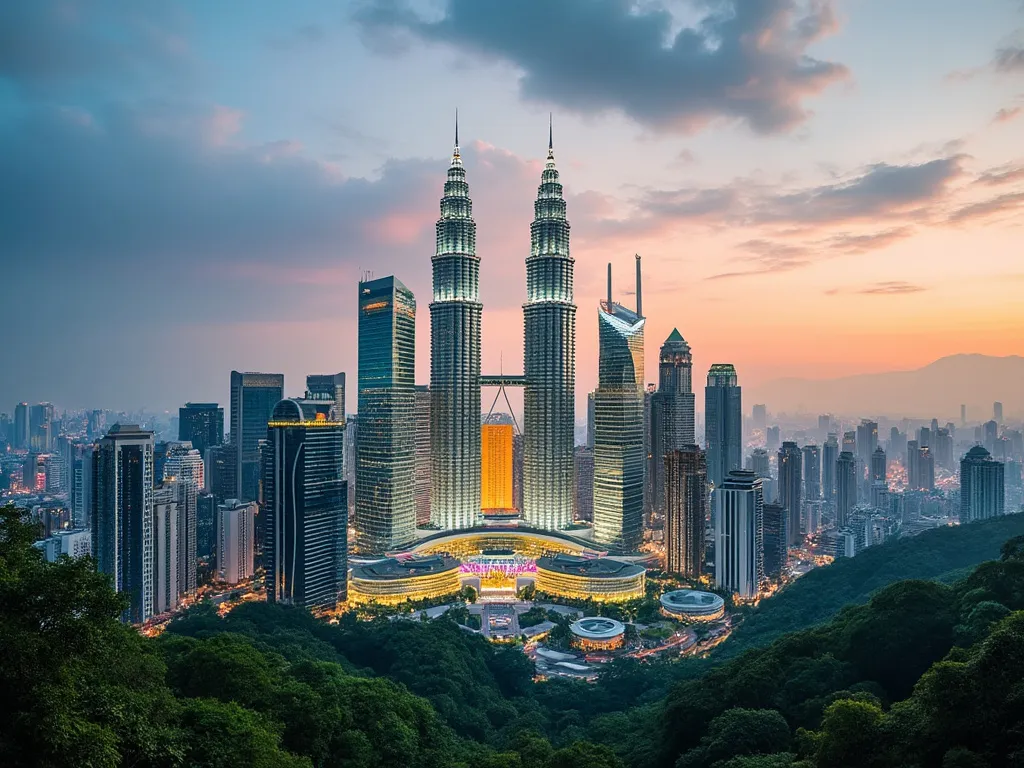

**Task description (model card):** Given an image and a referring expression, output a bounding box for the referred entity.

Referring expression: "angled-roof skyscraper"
[523,118,576,531]
[430,117,482,530]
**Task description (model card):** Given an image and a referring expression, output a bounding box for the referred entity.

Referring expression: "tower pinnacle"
[452,109,461,165]
[546,113,555,166]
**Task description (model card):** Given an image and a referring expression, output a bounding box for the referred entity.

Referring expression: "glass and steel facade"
[523,138,576,530]
[306,373,346,421]
[430,137,482,530]
[413,385,432,526]
[264,399,347,610]
[778,441,803,546]
[356,276,417,554]
[593,299,645,552]
[178,402,224,457]
[960,445,1005,522]
[665,446,707,578]
[650,329,696,516]
[714,470,764,599]
[704,364,742,489]
[230,371,284,502]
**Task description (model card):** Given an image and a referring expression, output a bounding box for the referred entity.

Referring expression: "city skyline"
[3,2,1024,414]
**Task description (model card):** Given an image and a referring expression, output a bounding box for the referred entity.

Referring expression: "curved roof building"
[659,589,725,621]
[535,553,645,602]
[349,555,461,606]
[569,616,626,650]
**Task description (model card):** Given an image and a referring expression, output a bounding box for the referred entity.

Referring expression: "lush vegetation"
[5,503,1024,767]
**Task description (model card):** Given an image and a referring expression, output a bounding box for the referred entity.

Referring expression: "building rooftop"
[536,553,645,578]
[659,589,725,614]
[569,616,625,640]
[350,555,460,581]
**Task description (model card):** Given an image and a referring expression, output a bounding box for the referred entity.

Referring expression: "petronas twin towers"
[430,119,575,532]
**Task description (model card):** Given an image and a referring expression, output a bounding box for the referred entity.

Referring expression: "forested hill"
[720,513,1024,657]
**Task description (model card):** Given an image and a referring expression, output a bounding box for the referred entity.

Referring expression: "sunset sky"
[2,1,1023,418]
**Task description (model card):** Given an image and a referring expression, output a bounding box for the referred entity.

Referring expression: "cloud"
[355,0,850,134]
[975,162,1024,186]
[993,106,1022,123]
[825,281,926,296]
[948,191,1024,224]
[995,45,1024,73]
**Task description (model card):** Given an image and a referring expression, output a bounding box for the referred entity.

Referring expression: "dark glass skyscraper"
[523,127,576,531]
[836,450,857,527]
[356,275,416,554]
[430,126,482,531]
[650,329,696,516]
[13,402,28,450]
[306,373,346,420]
[822,433,838,505]
[802,444,821,501]
[230,371,284,502]
[264,398,347,610]
[779,441,803,546]
[705,364,742,489]
[762,502,787,581]
[665,446,707,578]
[960,446,1004,522]
[178,402,224,457]
[92,424,155,624]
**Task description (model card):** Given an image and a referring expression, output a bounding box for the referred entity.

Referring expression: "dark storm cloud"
[355,0,849,134]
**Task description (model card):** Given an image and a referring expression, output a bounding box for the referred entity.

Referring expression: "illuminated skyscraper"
[217,499,256,585]
[762,502,787,580]
[357,276,416,554]
[705,365,742,489]
[481,423,514,511]
[306,373,346,420]
[665,446,707,578]
[714,470,764,599]
[778,441,803,546]
[178,403,224,457]
[230,371,284,502]
[414,386,432,526]
[92,424,155,624]
[264,398,346,609]
[431,122,482,531]
[573,446,594,522]
[161,443,203,596]
[822,434,838,504]
[593,259,645,551]
[650,329,696,516]
[29,402,54,453]
[836,451,857,527]
[523,123,576,531]
[960,446,1004,522]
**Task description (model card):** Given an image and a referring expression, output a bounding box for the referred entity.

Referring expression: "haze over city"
[3,1,1024,416]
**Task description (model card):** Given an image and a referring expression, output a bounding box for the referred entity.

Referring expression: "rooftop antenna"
[635,253,643,317]
[606,263,612,306]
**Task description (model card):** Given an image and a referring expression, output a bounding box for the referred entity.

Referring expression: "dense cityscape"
[4,2,1024,767]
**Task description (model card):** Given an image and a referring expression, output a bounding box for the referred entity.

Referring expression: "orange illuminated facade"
[481,424,514,511]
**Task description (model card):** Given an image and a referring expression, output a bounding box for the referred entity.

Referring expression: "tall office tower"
[413,386,432,526]
[802,444,821,501]
[842,431,856,454]
[206,443,237,503]
[822,434,838,504]
[481,423,514,511]
[650,329,696,515]
[933,428,953,469]
[983,420,998,455]
[665,446,707,578]
[752,404,767,434]
[178,403,224,457]
[761,502,788,581]
[230,371,284,502]
[431,127,482,531]
[907,439,921,489]
[750,448,770,478]
[523,127,576,530]
[714,470,764,599]
[835,451,857,528]
[593,261,645,551]
[778,442,803,546]
[217,499,255,584]
[870,447,887,485]
[586,391,596,450]
[961,404,967,426]
[13,402,28,449]
[960,446,1005,522]
[512,433,524,512]
[152,484,180,615]
[264,398,347,609]
[705,364,742,489]
[344,416,357,518]
[92,424,155,624]
[573,446,594,522]
[162,444,202,595]
[306,373,346,420]
[994,402,1004,423]
[766,426,780,454]
[196,493,217,573]
[918,426,931,449]
[29,402,55,452]
[856,419,878,479]
[72,445,94,528]
[643,384,656,518]
[357,276,416,553]
[817,414,832,442]
[918,446,935,492]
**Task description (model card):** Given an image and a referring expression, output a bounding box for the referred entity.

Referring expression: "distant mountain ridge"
[750,354,1024,420]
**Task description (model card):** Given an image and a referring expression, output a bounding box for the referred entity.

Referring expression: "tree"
[677,708,791,768]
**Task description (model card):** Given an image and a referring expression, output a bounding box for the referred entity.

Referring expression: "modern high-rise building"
[161,444,203,596]
[196,493,217,569]
[705,364,742,489]
[178,403,224,457]
[481,423,514,511]
[586,390,596,450]
[778,441,803,546]
[870,447,887,485]
[523,127,576,531]
[230,371,284,502]
[822,434,838,504]
[836,451,857,528]
[750,448,770,479]
[512,432,524,512]
[983,420,998,455]
[413,385,432,526]
[664,446,707,578]
[593,260,645,552]
[152,484,179,616]
[994,402,1004,423]
[217,499,256,584]
[960,446,1004,523]
[357,275,416,554]
[766,426,780,455]
[29,402,55,453]
[264,398,347,610]
[205,443,237,504]
[92,424,155,624]
[802,444,821,501]
[650,329,696,517]
[908,443,935,492]
[431,127,482,531]
[13,402,28,449]
[842,431,856,454]
[714,470,764,599]
[762,502,787,581]
[573,446,594,522]
[306,373,346,420]
[752,404,767,435]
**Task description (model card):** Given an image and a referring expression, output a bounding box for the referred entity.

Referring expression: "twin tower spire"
[431,113,576,533]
